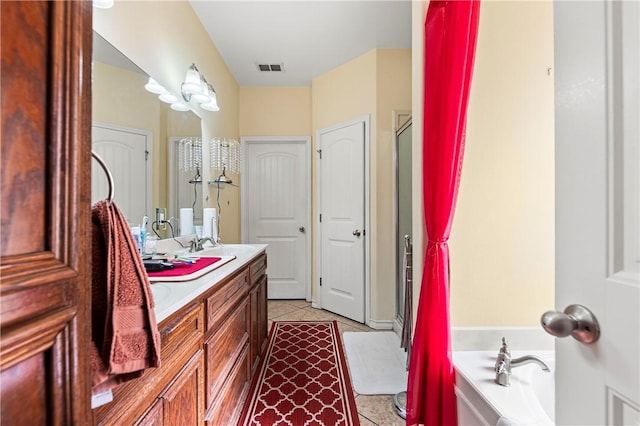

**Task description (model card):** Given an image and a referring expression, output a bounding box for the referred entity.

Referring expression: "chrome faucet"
[494,338,551,387]
[190,237,213,252]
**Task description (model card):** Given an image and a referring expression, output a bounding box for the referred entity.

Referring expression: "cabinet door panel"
[205,346,250,426]
[0,1,92,424]
[258,275,269,355]
[161,350,204,426]
[205,299,249,408]
[135,399,163,426]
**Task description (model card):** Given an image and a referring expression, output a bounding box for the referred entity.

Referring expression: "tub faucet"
[494,338,551,387]
[511,355,551,372]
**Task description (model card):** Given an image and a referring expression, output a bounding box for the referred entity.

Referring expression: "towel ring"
[91,151,114,203]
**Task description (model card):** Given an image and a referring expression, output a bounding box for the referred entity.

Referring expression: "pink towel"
[91,200,161,393]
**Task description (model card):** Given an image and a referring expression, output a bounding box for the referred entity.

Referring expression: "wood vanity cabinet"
[92,252,268,426]
[249,253,269,373]
[93,302,205,425]
[203,252,268,425]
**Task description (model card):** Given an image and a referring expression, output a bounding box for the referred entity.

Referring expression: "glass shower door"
[395,120,412,325]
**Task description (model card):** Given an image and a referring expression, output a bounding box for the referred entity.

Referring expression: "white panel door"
[243,137,310,300]
[92,124,151,224]
[555,1,639,424]
[319,120,366,323]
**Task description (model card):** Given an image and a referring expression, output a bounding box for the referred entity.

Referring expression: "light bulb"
[144,77,166,94]
[170,102,190,111]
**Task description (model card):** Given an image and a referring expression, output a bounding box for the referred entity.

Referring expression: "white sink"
[195,244,258,257]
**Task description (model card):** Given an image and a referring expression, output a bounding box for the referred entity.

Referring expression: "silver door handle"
[299,226,305,233]
[540,304,600,344]
[352,229,361,237]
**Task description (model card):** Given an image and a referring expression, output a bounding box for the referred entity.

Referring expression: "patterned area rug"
[238,321,360,426]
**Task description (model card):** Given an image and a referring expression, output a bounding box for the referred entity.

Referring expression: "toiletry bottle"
[140,225,146,255]
[131,226,142,254]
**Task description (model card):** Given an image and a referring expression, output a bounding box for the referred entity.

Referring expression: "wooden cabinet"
[94,303,204,425]
[134,350,205,426]
[0,1,93,424]
[248,253,269,373]
[93,252,268,426]
[160,350,205,426]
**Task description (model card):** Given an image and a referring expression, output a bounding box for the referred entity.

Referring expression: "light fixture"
[159,93,179,104]
[170,102,190,111]
[181,63,220,112]
[209,138,240,184]
[144,77,166,94]
[181,64,202,101]
[200,84,220,112]
[178,137,202,184]
[144,77,185,109]
[191,77,211,104]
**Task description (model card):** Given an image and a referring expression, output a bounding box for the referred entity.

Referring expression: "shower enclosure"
[395,118,413,330]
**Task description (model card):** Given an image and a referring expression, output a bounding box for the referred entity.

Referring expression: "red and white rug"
[238,321,360,426]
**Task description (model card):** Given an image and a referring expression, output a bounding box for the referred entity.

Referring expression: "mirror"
[91,31,202,234]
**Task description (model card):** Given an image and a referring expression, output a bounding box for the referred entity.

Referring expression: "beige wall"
[239,87,312,136]
[312,49,411,323]
[418,1,555,326]
[374,50,412,321]
[94,1,242,243]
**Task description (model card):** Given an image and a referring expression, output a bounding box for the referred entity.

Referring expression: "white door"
[318,119,367,323]
[92,123,151,224]
[555,1,639,424]
[242,137,311,300]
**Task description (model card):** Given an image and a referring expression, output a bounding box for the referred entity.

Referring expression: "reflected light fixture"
[178,137,203,184]
[170,102,190,111]
[143,77,187,112]
[209,138,240,184]
[159,92,178,104]
[144,77,165,94]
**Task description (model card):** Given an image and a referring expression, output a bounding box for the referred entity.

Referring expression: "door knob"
[299,226,305,233]
[352,229,361,237]
[540,304,600,344]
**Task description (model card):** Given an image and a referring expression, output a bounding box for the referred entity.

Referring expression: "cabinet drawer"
[204,298,249,408]
[158,302,203,361]
[249,253,267,285]
[205,344,250,426]
[205,270,247,331]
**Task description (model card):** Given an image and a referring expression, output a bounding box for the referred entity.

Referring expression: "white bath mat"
[343,331,408,395]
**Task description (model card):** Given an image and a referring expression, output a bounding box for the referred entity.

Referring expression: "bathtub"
[453,350,555,426]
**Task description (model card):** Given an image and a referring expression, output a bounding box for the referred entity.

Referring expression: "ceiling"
[189,1,412,87]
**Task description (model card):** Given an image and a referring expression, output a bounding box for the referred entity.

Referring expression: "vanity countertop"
[149,244,268,323]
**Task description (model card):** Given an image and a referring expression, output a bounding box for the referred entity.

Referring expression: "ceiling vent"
[257,63,284,72]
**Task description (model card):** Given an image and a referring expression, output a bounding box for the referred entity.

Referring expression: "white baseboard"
[367,319,395,330]
[392,318,403,335]
[451,326,555,351]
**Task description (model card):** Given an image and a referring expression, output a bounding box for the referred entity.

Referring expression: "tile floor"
[267,299,406,426]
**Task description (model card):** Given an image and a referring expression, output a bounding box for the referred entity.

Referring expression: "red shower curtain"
[406,1,480,425]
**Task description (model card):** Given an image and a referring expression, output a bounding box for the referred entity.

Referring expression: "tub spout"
[511,355,551,372]
[494,338,551,386]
